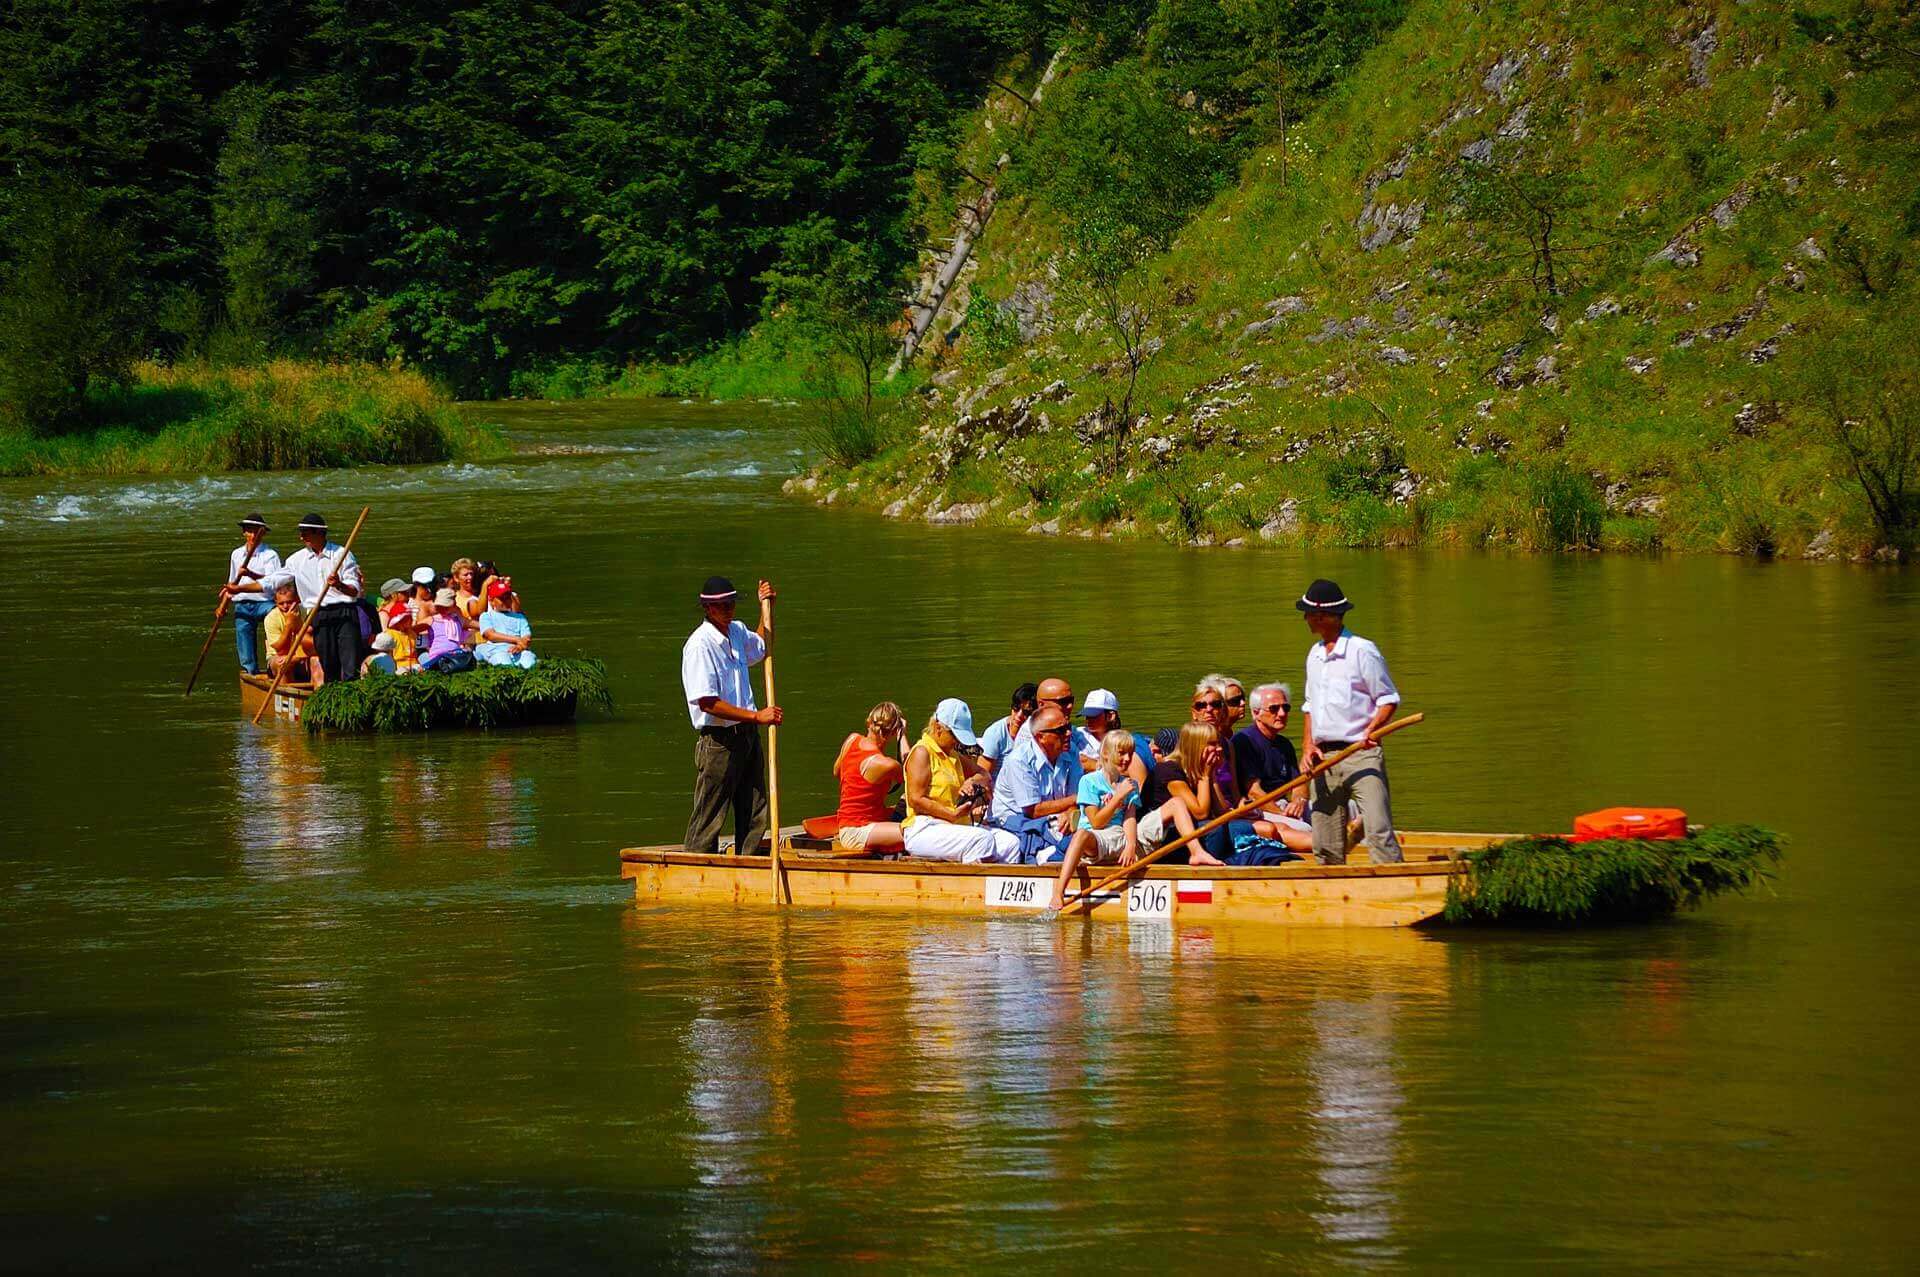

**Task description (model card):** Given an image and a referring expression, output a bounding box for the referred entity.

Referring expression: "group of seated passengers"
[267,556,535,685]
[824,676,1358,905]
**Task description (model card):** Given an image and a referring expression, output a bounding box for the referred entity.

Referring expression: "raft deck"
[620,831,1510,927]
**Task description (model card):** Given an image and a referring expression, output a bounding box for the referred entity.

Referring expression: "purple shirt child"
[421,610,468,663]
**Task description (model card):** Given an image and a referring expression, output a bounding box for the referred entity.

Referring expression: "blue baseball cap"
[933,697,978,748]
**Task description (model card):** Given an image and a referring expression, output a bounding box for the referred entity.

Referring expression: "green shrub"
[304,658,612,733]
[1443,824,1785,925]
[1529,465,1604,549]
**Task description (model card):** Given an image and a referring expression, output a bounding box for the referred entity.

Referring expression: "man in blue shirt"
[987,704,1080,862]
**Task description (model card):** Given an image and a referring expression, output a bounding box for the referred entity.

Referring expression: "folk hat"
[434,588,458,607]
[933,697,979,748]
[699,576,738,602]
[1082,688,1119,717]
[1295,578,1354,614]
[411,566,437,588]
[380,577,409,598]
[238,512,269,530]
[297,512,328,532]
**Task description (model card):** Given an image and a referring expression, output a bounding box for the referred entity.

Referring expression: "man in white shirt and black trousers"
[1298,578,1405,865]
[217,513,283,675]
[275,513,367,683]
[680,576,783,855]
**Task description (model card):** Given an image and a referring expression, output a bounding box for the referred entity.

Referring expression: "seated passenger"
[378,578,419,672]
[1047,729,1143,910]
[360,632,399,678]
[1233,682,1314,853]
[1080,688,1154,783]
[1140,721,1225,866]
[1192,676,1242,803]
[263,581,320,685]
[451,557,482,629]
[474,578,536,669]
[902,699,1021,864]
[828,702,907,855]
[418,588,477,672]
[976,682,1038,775]
[987,703,1080,863]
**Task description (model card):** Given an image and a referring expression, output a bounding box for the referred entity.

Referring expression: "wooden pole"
[250,507,370,725]
[764,592,785,901]
[1058,713,1425,911]
[185,537,261,695]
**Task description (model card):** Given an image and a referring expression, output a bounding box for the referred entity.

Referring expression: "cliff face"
[797,0,1920,560]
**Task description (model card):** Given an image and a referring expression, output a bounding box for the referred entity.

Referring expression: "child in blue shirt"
[475,578,537,670]
[1046,730,1142,910]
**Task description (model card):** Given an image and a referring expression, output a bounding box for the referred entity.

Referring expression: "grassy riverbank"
[789,1,1919,562]
[0,361,506,478]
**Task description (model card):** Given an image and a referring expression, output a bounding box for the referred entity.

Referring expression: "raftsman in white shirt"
[274,543,364,609]
[681,619,767,729]
[226,542,283,598]
[1302,628,1400,744]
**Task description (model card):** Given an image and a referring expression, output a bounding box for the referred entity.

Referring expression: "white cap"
[411,566,437,587]
[1082,688,1119,717]
[371,632,396,653]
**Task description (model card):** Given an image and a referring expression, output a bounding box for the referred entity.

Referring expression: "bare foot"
[1189,850,1226,867]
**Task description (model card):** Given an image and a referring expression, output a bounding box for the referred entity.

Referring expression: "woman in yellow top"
[901,698,1021,864]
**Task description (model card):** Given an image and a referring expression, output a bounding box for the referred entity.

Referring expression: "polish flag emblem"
[1176,881,1213,904]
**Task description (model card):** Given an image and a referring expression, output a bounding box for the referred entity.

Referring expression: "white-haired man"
[1231,683,1314,854]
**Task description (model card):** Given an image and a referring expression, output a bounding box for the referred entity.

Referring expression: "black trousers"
[311,603,366,682]
[684,725,771,855]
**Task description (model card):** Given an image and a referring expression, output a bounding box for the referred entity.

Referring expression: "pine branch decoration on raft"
[301,658,613,733]
[1441,824,1786,925]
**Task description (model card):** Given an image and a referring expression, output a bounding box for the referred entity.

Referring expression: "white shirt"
[681,619,766,729]
[1303,629,1400,744]
[277,543,364,609]
[226,542,283,601]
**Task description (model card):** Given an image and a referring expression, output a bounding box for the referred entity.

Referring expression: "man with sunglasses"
[1298,578,1404,865]
[987,704,1080,863]
[1016,676,1098,773]
[1233,683,1315,854]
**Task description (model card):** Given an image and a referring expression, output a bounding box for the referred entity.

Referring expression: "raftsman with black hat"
[275,512,368,683]
[218,512,284,675]
[1297,577,1405,866]
[680,574,783,855]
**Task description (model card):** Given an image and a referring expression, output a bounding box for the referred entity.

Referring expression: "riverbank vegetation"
[303,659,611,733]
[1443,825,1786,926]
[0,360,503,478]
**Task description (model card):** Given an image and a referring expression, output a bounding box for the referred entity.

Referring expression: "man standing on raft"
[1298,578,1405,865]
[681,576,782,855]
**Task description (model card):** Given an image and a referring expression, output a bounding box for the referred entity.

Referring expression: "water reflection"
[1309,995,1404,1257]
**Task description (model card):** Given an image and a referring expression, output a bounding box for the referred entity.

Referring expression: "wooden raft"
[619,831,1510,928]
[238,671,313,724]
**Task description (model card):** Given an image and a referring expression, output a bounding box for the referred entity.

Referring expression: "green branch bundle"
[1442,824,1785,925]
[303,658,612,733]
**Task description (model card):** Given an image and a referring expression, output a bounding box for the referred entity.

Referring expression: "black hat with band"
[238,512,269,530]
[699,576,738,602]
[1295,578,1354,614]
[297,512,328,532]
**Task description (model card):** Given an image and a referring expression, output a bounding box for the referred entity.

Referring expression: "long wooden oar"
[1054,712,1425,914]
[250,507,369,724]
[185,538,262,696]
[764,589,785,901]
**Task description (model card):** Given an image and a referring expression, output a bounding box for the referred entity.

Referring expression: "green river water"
[3,400,1917,1271]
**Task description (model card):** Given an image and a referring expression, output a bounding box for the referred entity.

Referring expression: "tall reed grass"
[0,360,504,477]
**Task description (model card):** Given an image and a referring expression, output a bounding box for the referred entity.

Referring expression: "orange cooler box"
[1572,807,1689,842]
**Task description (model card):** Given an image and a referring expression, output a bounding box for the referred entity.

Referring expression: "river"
[2,399,1916,1270]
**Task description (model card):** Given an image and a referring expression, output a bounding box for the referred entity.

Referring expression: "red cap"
[486,576,513,599]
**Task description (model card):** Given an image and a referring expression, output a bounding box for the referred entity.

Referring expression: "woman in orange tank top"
[829,701,907,853]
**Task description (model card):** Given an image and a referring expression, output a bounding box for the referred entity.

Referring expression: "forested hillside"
[800,0,1920,560]
[0,0,1053,405]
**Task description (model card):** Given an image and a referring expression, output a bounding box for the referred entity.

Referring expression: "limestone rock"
[1585,297,1623,320]
[1258,501,1301,540]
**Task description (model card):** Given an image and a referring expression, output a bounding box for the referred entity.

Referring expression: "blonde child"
[1047,729,1144,911]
